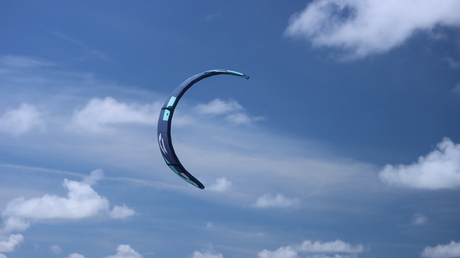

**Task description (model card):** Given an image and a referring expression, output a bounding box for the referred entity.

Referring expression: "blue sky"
[1,1,460,257]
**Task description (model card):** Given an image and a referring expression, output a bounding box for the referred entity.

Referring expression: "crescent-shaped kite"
[157,69,250,189]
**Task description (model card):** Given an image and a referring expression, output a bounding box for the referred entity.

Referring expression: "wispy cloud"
[0,55,55,69]
[50,244,62,254]
[205,12,221,21]
[68,97,159,133]
[253,193,300,208]
[66,253,85,258]
[0,103,45,136]
[452,83,460,96]
[379,138,460,189]
[422,241,460,258]
[0,55,380,205]
[52,31,111,62]
[258,239,364,258]
[443,57,460,69]
[285,0,460,60]
[196,98,243,115]
[411,213,428,226]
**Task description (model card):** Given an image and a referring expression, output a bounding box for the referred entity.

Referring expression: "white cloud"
[421,241,460,258]
[253,194,300,208]
[258,240,363,258]
[300,240,364,253]
[104,244,142,258]
[379,138,460,189]
[82,169,104,185]
[1,170,134,232]
[285,0,460,60]
[0,217,30,234]
[207,177,232,193]
[0,104,45,136]
[225,113,257,125]
[258,245,298,258]
[195,99,263,125]
[50,244,62,254]
[411,213,428,226]
[196,99,243,115]
[191,247,224,258]
[109,205,135,219]
[66,253,86,258]
[68,97,158,133]
[0,234,24,253]
[205,12,221,21]
[0,253,6,258]
[4,179,108,220]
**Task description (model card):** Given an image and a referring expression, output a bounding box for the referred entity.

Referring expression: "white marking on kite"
[159,134,168,154]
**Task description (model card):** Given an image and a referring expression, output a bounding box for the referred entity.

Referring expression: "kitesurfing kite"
[157,69,250,189]
[157,70,249,189]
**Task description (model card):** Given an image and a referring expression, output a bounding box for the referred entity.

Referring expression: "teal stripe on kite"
[167,96,176,108]
[162,110,171,121]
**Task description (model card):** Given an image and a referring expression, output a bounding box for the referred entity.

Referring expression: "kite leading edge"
[157,69,250,189]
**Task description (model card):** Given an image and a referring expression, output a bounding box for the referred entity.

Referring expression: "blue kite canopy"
[157,69,250,189]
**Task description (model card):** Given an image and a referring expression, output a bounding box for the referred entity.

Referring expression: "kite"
[157,69,250,189]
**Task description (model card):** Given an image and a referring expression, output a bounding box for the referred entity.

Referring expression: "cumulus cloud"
[207,177,232,193]
[379,138,460,189]
[0,170,135,255]
[68,97,158,133]
[0,234,24,253]
[253,193,300,208]
[258,239,364,258]
[66,253,86,258]
[421,241,460,258]
[109,205,135,219]
[0,103,45,136]
[0,169,134,255]
[2,170,134,221]
[411,213,428,226]
[104,244,142,258]
[0,217,30,234]
[258,245,299,258]
[195,98,263,125]
[285,0,460,59]
[191,247,224,258]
